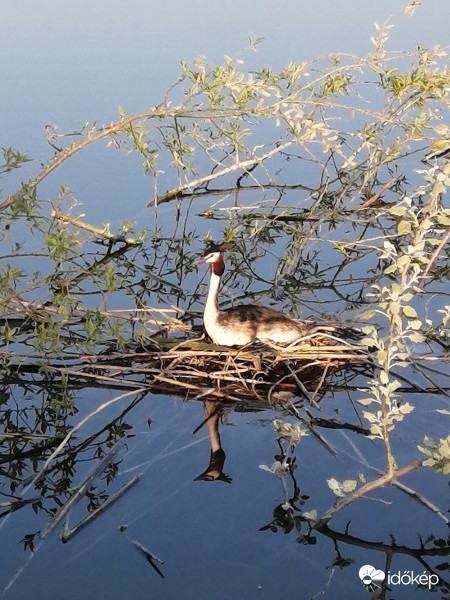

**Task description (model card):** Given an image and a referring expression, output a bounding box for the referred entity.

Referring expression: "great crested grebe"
[196,243,309,346]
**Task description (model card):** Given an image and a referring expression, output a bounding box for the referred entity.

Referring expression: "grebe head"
[196,242,233,277]
[195,242,233,265]
[197,250,221,264]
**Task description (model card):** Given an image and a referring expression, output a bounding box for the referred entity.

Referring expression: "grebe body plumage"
[197,245,306,346]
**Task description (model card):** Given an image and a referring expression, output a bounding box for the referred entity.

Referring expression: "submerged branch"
[318,524,450,558]
[316,459,423,529]
[373,468,449,524]
[28,389,147,488]
[61,474,142,543]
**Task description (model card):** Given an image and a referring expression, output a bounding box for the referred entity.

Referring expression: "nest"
[1,324,372,408]
[80,328,372,407]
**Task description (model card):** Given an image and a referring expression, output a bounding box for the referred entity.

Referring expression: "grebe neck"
[205,266,221,313]
[205,254,225,312]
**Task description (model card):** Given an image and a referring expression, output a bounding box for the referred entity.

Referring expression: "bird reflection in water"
[194,400,231,483]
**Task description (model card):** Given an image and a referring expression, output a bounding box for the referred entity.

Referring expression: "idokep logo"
[358,564,439,591]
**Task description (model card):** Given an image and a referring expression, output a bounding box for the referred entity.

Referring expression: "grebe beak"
[195,251,220,265]
[196,243,231,265]
[195,256,209,264]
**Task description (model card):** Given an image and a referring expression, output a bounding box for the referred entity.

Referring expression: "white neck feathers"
[205,268,221,316]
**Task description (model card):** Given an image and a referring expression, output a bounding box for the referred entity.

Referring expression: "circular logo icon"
[359,565,386,586]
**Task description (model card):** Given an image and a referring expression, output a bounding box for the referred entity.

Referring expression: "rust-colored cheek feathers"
[212,255,225,277]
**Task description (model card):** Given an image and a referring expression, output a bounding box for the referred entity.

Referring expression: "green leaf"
[360,311,375,320]
[358,398,373,406]
[327,477,340,491]
[390,301,400,315]
[384,264,397,275]
[377,349,387,363]
[434,124,449,136]
[388,380,402,392]
[430,138,450,154]
[437,214,450,226]
[380,370,389,384]
[422,435,435,448]
[397,220,411,235]
[342,479,357,493]
[258,464,273,473]
[363,411,377,423]
[302,510,318,523]
[410,332,425,343]
[388,206,407,216]
[432,181,446,196]
[361,325,376,335]
[369,424,382,437]
[403,305,417,318]
[396,255,410,269]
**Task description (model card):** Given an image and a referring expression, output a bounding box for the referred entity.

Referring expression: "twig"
[51,210,142,245]
[0,107,256,213]
[288,403,337,456]
[355,178,396,211]
[373,468,449,524]
[156,141,294,203]
[319,524,450,557]
[132,539,165,579]
[316,459,423,528]
[28,389,147,488]
[284,362,318,407]
[417,228,450,289]
[410,360,450,398]
[43,440,123,538]
[46,366,153,389]
[61,474,142,542]
[307,567,335,600]
[310,362,330,405]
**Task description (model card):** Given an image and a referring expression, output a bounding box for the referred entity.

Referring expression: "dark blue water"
[1,388,448,599]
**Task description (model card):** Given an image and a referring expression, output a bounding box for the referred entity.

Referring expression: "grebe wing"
[218,304,297,324]
[217,304,306,344]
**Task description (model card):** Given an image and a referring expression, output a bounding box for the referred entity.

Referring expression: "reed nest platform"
[2,329,372,407]
[85,329,373,406]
